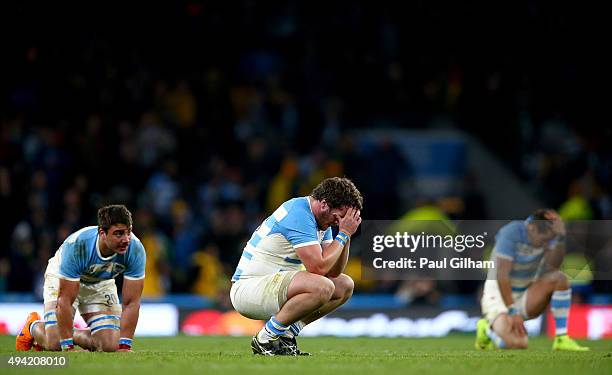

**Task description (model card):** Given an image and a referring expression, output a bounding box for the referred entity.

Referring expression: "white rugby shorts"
[481,279,529,324]
[230,271,300,320]
[43,274,122,315]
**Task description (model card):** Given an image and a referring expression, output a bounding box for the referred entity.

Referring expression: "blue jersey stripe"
[231,268,243,281]
[283,257,302,265]
[243,251,253,260]
[514,253,544,264]
[247,233,263,248]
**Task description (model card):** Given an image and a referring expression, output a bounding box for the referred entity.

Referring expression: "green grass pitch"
[1,335,611,375]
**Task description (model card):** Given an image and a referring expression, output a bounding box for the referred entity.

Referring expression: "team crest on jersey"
[84,262,126,278]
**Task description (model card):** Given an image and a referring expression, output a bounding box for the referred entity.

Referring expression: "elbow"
[306,263,328,276]
[123,300,140,309]
[326,271,340,278]
[123,295,142,309]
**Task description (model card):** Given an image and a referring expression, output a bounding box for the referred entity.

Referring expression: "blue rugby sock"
[551,289,571,336]
[486,327,506,349]
[257,317,289,343]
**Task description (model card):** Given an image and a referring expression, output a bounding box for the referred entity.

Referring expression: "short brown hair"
[527,208,554,233]
[98,205,133,232]
[311,177,363,210]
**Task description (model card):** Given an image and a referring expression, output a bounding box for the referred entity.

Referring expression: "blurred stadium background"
[1,1,611,341]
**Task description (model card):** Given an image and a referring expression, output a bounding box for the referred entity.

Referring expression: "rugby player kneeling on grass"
[16,205,146,352]
[475,209,588,351]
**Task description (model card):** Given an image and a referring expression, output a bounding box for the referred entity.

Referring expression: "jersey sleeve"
[124,240,146,280]
[494,225,518,261]
[279,207,320,248]
[322,227,333,244]
[58,242,85,281]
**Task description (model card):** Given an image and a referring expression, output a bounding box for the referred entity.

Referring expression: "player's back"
[231,197,332,281]
[487,221,547,292]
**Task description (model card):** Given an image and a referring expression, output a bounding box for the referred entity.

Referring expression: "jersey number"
[104,294,118,306]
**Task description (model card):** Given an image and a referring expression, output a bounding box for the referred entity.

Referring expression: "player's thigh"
[42,276,76,349]
[525,271,568,317]
[230,271,299,320]
[286,271,335,300]
[78,280,122,351]
[481,280,509,324]
[327,274,354,299]
[81,311,120,352]
[77,280,122,316]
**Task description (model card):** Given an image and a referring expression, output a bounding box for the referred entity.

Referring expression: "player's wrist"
[60,338,74,351]
[507,306,518,316]
[337,229,351,238]
[335,231,350,246]
[119,337,133,350]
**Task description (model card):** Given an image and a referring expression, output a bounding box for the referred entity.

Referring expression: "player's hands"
[544,210,566,237]
[339,207,362,236]
[509,314,527,337]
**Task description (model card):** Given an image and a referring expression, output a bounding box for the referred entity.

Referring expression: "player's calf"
[30,310,62,351]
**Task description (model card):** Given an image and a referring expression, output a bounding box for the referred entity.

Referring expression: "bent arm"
[296,240,346,276]
[57,279,79,343]
[120,278,144,340]
[326,237,350,278]
[496,257,515,308]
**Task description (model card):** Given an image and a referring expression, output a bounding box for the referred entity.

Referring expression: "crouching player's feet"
[280,336,311,356]
[552,335,589,351]
[251,336,288,356]
[474,318,493,350]
[16,312,41,351]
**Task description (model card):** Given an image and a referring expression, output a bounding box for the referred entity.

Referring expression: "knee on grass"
[94,336,119,352]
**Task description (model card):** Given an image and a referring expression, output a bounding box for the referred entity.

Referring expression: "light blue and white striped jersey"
[487,221,552,293]
[45,226,146,284]
[231,197,333,281]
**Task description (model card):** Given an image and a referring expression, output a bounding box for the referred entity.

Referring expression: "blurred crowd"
[1,1,610,305]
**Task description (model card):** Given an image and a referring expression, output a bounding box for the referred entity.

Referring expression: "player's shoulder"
[64,226,98,246]
[283,196,313,218]
[497,221,526,242]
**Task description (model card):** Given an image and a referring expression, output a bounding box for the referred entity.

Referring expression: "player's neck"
[98,237,115,257]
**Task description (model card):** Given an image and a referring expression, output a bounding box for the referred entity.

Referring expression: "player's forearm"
[315,240,346,275]
[327,239,350,277]
[120,302,140,339]
[543,244,565,272]
[56,297,75,341]
[497,278,515,308]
